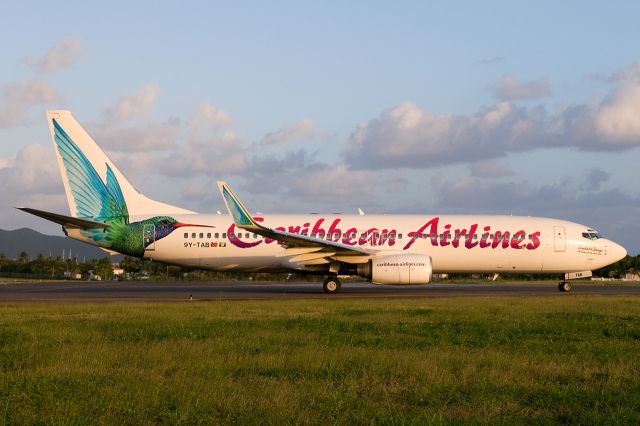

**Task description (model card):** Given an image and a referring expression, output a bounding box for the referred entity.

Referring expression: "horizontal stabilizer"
[16,207,109,229]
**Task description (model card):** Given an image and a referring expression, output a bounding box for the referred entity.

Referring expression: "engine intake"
[357,254,432,285]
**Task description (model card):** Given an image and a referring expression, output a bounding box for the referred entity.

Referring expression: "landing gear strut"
[323,276,341,294]
[558,281,572,292]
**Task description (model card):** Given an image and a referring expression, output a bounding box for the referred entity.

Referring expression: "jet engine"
[357,254,432,285]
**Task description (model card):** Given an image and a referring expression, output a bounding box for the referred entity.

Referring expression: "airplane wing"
[216,181,375,261]
[16,207,110,229]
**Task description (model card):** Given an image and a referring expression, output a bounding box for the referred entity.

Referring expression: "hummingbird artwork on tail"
[51,118,210,258]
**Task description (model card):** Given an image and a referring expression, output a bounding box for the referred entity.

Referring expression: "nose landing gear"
[323,276,341,294]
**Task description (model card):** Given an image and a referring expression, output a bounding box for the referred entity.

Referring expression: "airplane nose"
[609,242,627,262]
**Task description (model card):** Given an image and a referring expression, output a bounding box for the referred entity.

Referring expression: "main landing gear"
[558,281,572,292]
[323,276,341,294]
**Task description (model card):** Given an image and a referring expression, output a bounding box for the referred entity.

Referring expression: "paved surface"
[1,280,639,302]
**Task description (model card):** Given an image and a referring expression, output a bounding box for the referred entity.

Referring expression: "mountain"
[0,228,123,261]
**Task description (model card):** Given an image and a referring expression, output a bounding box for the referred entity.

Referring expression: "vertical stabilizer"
[46,110,193,219]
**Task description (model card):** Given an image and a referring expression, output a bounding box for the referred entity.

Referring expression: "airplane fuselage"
[67,213,625,276]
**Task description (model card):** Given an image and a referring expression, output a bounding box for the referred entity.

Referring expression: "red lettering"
[479,226,491,248]
[404,217,439,250]
[378,229,397,246]
[526,231,541,250]
[465,224,479,249]
[327,219,342,243]
[343,227,357,246]
[511,230,526,249]
[440,224,451,247]
[492,231,510,249]
[288,225,301,234]
[311,218,326,239]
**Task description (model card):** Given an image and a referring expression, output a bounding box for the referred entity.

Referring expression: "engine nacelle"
[358,254,432,285]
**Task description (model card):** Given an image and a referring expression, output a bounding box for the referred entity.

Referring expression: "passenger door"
[143,224,155,251]
[553,226,566,252]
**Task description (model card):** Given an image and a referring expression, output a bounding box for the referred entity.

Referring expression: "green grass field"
[1,296,639,424]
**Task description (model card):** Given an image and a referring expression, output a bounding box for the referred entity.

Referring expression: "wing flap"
[289,251,337,263]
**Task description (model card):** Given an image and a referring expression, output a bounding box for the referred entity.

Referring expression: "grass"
[0,296,639,424]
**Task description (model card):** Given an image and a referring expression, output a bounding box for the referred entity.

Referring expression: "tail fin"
[46,110,193,219]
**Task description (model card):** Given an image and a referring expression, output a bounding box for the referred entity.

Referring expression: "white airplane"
[19,110,627,293]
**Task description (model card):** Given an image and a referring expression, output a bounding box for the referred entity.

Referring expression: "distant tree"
[18,251,29,263]
[94,257,113,280]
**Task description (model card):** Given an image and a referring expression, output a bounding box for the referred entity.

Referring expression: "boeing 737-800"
[19,111,627,293]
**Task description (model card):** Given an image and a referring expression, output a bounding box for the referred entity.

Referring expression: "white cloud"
[595,64,640,143]
[241,149,377,206]
[261,118,321,145]
[345,64,640,170]
[0,80,61,127]
[90,118,180,152]
[103,84,160,122]
[161,104,245,177]
[345,101,548,168]
[490,74,551,101]
[187,102,232,143]
[290,164,375,201]
[0,143,60,194]
[26,37,86,72]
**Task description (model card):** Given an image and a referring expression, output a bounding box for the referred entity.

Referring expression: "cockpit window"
[582,232,602,240]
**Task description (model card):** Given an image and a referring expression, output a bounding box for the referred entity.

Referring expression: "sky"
[1,1,640,253]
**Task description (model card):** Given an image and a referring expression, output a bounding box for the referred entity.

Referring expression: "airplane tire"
[558,281,572,292]
[323,277,341,294]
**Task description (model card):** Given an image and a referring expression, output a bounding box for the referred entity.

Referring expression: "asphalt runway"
[1,280,640,302]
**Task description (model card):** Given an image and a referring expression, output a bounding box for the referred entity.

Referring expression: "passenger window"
[199,233,203,238]
[207,233,211,238]
[191,233,196,238]
[253,233,257,238]
[246,233,250,238]
[398,234,402,239]
[215,233,219,238]
[183,233,188,238]
[222,233,227,238]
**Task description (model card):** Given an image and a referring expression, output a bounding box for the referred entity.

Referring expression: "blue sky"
[1,1,640,253]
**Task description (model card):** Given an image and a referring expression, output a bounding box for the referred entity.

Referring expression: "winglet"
[216,181,260,229]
